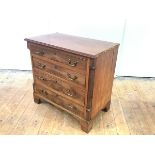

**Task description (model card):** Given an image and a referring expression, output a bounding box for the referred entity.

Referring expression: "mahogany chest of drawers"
[25,33,119,133]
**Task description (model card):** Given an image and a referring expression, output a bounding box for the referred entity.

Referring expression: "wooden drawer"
[32,57,86,87]
[34,84,84,117]
[30,43,87,71]
[34,68,85,106]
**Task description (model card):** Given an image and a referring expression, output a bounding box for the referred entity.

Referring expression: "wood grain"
[111,81,130,135]
[29,42,87,70]
[25,33,119,58]
[34,84,84,118]
[25,33,119,133]
[33,57,86,87]
[0,70,155,134]
[91,47,118,118]
[34,68,85,105]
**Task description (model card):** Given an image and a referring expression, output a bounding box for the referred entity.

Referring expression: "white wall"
[0,0,155,77]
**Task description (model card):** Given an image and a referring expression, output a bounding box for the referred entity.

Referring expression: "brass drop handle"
[65,89,73,97]
[68,105,73,109]
[67,73,77,81]
[68,59,78,67]
[34,50,45,55]
[41,90,48,96]
[38,63,46,69]
[38,76,45,81]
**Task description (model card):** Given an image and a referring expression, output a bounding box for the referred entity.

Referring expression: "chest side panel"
[91,46,119,119]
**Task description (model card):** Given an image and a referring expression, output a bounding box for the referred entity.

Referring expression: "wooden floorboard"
[0,70,155,135]
[111,81,130,135]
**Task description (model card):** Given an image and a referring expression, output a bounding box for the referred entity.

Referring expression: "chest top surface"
[25,33,119,58]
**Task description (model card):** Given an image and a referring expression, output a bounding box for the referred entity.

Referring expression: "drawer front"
[32,57,86,87]
[30,43,87,71]
[34,84,84,117]
[34,68,85,106]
